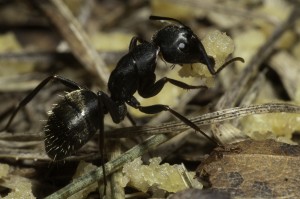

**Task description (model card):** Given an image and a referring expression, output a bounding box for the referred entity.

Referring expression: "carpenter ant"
[0,16,243,187]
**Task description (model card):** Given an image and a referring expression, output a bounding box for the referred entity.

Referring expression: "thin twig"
[108,140,125,199]
[0,51,124,66]
[0,148,49,160]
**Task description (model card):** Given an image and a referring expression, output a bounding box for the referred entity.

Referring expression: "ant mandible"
[1,16,243,183]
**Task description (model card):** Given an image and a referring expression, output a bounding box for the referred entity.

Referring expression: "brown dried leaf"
[169,188,230,199]
[196,139,300,198]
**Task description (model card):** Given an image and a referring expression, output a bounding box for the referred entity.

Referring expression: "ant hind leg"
[0,75,83,132]
[133,103,220,146]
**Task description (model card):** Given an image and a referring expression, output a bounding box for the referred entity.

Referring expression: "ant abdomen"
[44,90,99,160]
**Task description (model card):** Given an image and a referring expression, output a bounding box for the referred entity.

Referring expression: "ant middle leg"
[96,91,129,192]
[1,75,84,132]
[96,92,107,191]
[138,76,207,98]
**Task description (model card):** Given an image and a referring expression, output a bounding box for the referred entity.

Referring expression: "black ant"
[0,16,243,188]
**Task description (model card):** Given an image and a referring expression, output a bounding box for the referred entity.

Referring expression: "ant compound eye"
[179,42,185,49]
[178,42,189,52]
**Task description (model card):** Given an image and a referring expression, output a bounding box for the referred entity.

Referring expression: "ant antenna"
[211,57,244,75]
[149,15,187,27]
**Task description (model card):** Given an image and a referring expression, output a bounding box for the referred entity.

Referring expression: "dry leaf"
[168,188,230,199]
[196,139,300,198]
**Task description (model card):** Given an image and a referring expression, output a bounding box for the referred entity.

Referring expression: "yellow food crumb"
[121,157,202,193]
[179,30,235,78]
[0,163,9,178]
[241,112,300,144]
[3,176,35,199]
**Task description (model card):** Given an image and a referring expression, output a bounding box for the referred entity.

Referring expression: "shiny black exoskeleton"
[1,16,243,181]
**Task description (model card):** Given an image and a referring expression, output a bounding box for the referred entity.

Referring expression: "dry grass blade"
[107,140,125,199]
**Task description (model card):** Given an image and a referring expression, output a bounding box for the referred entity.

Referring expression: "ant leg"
[129,100,219,146]
[126,113,136,126]
[1,75,83,132]
[96,92,107,192]
[139,76,207,98]
[129,37,139,50]
[149,15,186,27]
[96,91,128,193]
[98,91,127,124]
[129,36,147,51]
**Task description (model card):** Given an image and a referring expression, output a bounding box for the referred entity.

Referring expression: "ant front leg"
[138,74,207,98]
[127,97,219,146]
[1,75,83,132]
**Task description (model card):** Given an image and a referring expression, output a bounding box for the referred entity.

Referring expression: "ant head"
[150,16,215,69]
